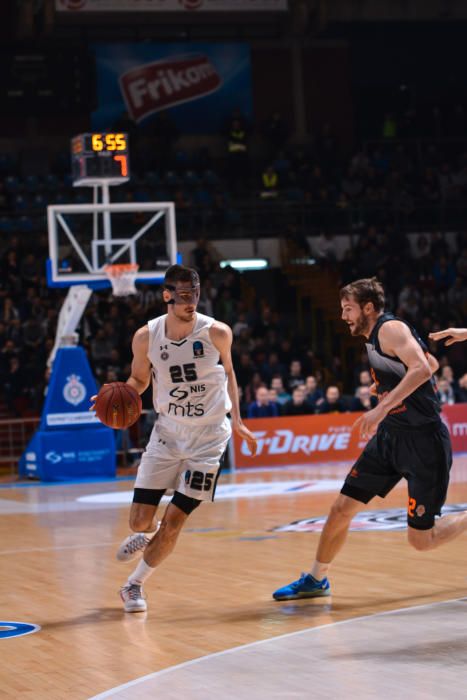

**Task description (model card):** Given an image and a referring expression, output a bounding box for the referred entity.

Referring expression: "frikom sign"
[92,43,252,133]
[233,405,467,468]
[121,55,222,122]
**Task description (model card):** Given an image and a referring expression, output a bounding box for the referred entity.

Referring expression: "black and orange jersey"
[366,313,441,430]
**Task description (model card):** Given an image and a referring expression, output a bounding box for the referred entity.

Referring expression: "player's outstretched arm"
[210,321,257,456]
[429,328,467,346]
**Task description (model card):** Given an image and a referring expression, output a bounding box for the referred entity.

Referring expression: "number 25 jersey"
[147,312,232,426]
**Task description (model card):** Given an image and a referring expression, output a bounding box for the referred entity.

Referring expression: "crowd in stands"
[0,106,465,422]
[0,221,465,421]
[3,106,467,242]
[81,222,466,422]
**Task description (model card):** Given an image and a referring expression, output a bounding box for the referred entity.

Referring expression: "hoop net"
[104,263,139,296]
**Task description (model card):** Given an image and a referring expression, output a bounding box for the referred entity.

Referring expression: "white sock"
[128,558,155,585]
[138,530,157,541]
[310,560,329,580]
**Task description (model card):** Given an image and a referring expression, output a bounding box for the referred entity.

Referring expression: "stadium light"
[220,258,269,271]
[289,257,316,265]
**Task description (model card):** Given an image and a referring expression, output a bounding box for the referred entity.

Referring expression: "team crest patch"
[193,341,204,358]
[160,352,169,361]
[63,374,86,406]
[416,504,426,517]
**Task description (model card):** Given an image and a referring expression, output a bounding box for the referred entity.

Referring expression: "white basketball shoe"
[116,523,160,563]
[120,583,147,613]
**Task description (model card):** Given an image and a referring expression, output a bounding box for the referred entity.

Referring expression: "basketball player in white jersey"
[115,264,257,612]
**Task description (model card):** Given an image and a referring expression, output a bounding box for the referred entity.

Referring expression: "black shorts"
[341,422,452,530]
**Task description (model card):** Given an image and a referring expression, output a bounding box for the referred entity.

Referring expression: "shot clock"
[71,133,130,186]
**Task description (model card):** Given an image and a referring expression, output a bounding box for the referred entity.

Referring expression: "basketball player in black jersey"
[273,277,467,600]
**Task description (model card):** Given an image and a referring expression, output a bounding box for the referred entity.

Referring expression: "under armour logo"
[160,345,168,351]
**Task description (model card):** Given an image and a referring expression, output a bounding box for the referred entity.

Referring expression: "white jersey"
[147,312,232,426]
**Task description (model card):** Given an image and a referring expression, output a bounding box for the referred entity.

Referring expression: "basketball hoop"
[104,263,139,296]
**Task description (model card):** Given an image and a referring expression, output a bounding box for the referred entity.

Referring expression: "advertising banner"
[40,346,101,430]
[92,43,252,133]
[20,345,116,480]
[233,414,367,469]
[442,403,467,454]
[56,1,287,13]
[19,429,115,480]
[233,405,467,469]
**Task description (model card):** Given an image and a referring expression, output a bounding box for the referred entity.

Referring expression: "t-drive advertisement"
[93,43,252,133]
[233,405,467,468]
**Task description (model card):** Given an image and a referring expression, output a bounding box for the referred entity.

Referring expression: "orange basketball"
[94,382,142,429]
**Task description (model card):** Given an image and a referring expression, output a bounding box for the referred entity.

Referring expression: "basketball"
[94,382,142,429]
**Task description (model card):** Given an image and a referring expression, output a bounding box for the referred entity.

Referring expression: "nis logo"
[120,54,222,123]
[241,429,352,456]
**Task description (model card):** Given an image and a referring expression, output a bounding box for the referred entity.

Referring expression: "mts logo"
[168,402,204,417]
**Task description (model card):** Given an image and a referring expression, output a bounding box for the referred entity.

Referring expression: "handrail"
[0,417,41,426]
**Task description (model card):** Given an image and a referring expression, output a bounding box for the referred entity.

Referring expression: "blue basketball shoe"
[273,573,330,601]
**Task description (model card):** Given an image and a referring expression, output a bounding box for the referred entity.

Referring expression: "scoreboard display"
[71,133,130,186]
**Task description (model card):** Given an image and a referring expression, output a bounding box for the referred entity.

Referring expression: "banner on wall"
[92,43,252,132]
[233,405,467,469]
[233,414,367,469]
[56,1,287,12]
[442,403,467,454]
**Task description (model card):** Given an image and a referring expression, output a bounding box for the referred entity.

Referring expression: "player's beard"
[350,310,370,337]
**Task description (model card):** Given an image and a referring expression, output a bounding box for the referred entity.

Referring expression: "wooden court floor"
[1,456,467,699]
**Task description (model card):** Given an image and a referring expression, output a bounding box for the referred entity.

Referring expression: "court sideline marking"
[88,596,467,699]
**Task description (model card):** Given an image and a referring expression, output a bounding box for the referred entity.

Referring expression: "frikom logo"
[241,428,351,457]
[120,54,223,123]
[63,374,86,406]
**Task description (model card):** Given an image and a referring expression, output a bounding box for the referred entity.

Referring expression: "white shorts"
[134,415,231,501]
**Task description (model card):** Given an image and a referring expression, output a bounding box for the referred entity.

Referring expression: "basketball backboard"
[47,201,178,289]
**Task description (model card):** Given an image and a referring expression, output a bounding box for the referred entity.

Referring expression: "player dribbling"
[115,264,257,612]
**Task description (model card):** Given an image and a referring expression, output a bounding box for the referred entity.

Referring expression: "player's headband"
[165,283,200,305]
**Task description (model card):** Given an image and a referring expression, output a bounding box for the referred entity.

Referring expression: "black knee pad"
[133,488,166,506]
[171,491,202,515]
